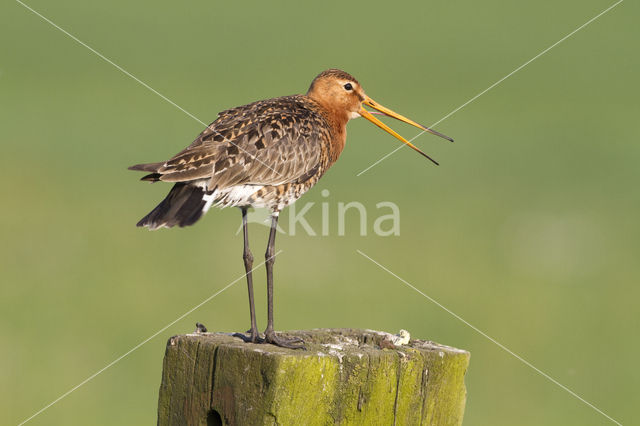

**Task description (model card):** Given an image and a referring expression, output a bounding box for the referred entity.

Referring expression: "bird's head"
[307,68,452,165]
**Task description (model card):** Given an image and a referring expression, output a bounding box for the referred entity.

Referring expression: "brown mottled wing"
[154,95,329,188]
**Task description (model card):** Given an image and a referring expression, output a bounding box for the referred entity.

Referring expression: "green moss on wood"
[157,329,469,425]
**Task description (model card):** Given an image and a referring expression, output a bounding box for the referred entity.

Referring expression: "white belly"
[201,184,265,212]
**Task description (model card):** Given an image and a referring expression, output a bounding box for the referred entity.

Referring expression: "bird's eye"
[343,83,353,91]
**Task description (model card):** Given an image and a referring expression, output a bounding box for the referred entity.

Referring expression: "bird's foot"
[233,329,262,344]
[264,330,305,350]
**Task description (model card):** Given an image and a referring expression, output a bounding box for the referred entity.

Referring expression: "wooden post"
[157,328,470,425]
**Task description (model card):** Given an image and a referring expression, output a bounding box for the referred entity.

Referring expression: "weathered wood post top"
[158,328,470,425]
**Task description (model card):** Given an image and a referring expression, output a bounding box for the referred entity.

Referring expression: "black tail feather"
[136,183,208,229]
[141,173,162,182]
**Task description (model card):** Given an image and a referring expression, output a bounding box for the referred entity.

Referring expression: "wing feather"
[152,95,329,188]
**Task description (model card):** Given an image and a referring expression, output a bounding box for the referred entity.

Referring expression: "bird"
[129,69,453,349]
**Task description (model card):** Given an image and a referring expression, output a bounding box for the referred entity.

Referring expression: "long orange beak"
[360,97,453,166]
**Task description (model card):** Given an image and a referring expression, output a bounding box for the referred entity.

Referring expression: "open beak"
[359,97,453,166]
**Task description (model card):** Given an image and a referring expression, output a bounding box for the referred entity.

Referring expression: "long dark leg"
[264,213,304,349]
[233,207,260,343]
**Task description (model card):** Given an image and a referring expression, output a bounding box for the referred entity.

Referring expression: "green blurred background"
[1,0,637,424]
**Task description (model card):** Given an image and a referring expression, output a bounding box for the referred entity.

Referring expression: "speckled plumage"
[130,91,346,228]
